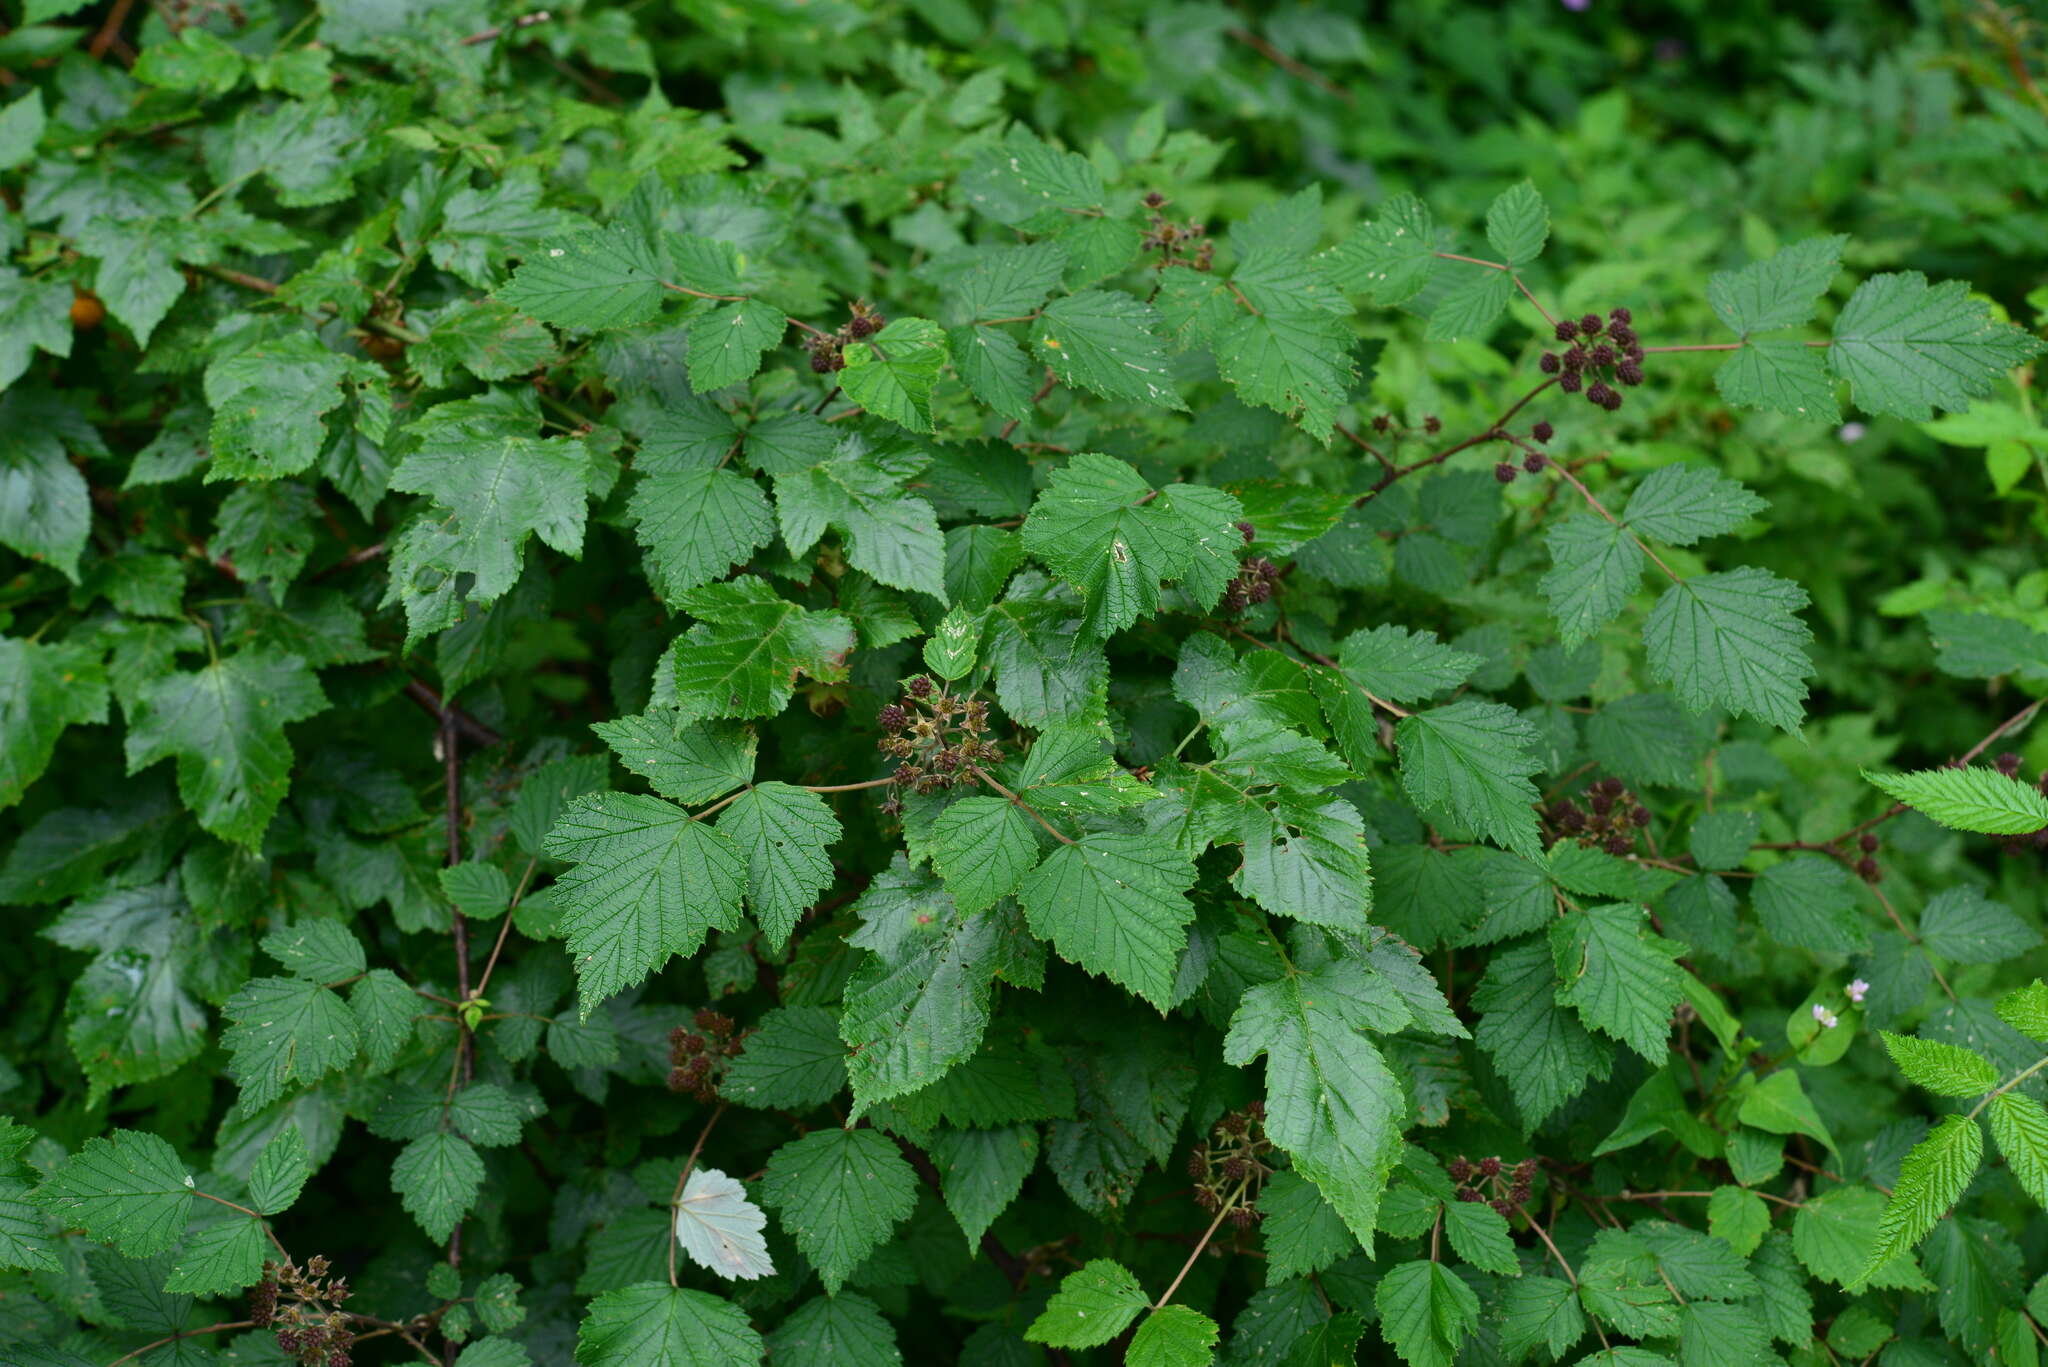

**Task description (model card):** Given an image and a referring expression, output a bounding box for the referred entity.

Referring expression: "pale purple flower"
[1838,422,1867,443]
[1561,0,1590,9]
[1812,1003,1838,1029]
[1847,979,1870,1005]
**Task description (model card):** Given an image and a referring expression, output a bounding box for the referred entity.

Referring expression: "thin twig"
[1155,1181,1248,1309]
[1225,26,1354,102]
[459,9,553,45]
[668,1104,730,1286]
[108,1321,257,1366]
[999,371,1059,441]
[88,0,139,59]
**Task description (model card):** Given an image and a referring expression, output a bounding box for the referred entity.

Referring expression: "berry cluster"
[1537,308,1644,411]
[805,300,887,373]
[877,677,1004,813]
[1219,524,1281,614]
[1994,751,2048,856]
[1186,1103,1275,1228]
[250,1257,356,1367]
[1495,424,1556,482]
[668,1008,746,1101]
[1142,191,1214,271]
[1853,830,1883,882]
[1543,776,1650,855]
[1448,1155,1539,1218]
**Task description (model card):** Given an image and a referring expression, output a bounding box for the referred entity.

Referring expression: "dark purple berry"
[1424,415,1442,434]
[907,676,933,699]
[1859,833,1880,852]
[1608,306,1632,325]
[878,704,907,733]
[1630,805,1650,827]
[1495,462,1517,484]
[1601,389,1624,412]
[1589,344,1616,367]
[1144,190,1167,208]
[1539,352,1561,374]
[1562,348,1586,373]
[1579,313,1603,336]
[1449,1157,1473,1181]
[1603,833,1633,855]
[1531,420,1553,442]
[1609,324,1637,348]
[809,352,833,374]
[1236,520,1256,543]
[1615,360,1645,386]
[1585,381,1615,407]
[1479,1156,1502,1177]
[1559,372,1583,394]
[1455,1187,1483,1203]
[848,313,879,339]
[1856,856,1882,883]
[1523,453,1546,473]
[1995,752,2023,776]
[1555,319,1579,341]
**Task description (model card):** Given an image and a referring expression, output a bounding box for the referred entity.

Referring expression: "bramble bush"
[5,2,2048,1365]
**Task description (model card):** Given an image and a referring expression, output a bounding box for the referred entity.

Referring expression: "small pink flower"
[1812,1003,1838,1029]
[1847,979,1869,1005]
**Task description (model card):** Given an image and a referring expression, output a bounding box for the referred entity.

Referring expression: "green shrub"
[4,4,2048,1365]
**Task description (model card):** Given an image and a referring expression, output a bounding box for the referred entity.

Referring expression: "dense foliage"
[5,2,2048,1365]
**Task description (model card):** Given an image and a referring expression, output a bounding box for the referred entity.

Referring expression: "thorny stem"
[668,1104,730,1286]
[969,766,1077,845]
[1154,1180,1249,1310]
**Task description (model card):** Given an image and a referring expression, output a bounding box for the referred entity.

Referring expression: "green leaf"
[1223,961,1406,1254]
[0,638,109,809]
[1714,340,1842,423]
[497,224,670,330]
[772,443,947,599]
[221,976,361,1113]
[960,130,1106,226]
[33,1130,192,1257]
[1017,833,1197,1009]
[1330,624,1482,704]
[1859,1114,1983,1282]
[1375,1259,1480,1367]
[246,1124,309,1216]
[1989,1093,2048,1211]
[1622,465,1766,546]
[922,605,983,681]
[759,1128,917,1294]
[1258,1170,1357,1280]
[591,715,755,806]
[673,1167,775,1282]
[1882,1032,1999,1097]
[162,1208,269,1300]
[1031,292,1183,409]
[1864,765,2048,835]
[393,1131,484,1242]
[1644,567,1813,732]
[1499,1275,1586,1362]
[629,468,775,605]
[1707,236,1846,336]
[542,793,748,1014]
[685,301,787,393]
[839,876,1007,1111]
[0,403,90,583]
[412,298,556,385]
[930,1125,1036,1250]
[1126,1305,1219,1367]
[1214,302,1354,442]
[928,796,1040,914]
[203,333,354,481]
[718,1005,846,1110]
[352,968,421,1071]
[1485,181,1549,266]
[1551,903,1684,1059]
[1997,982,2048,1041]
[1326,194,1437,305]
[1473,939,1610,1128]
[1025,1258,1149,1348]
[0,90,45,171]
[0,269,72,394]
[1424,268,1514,343]
[1829,272,2045,420]
[1738,1070,1837,1155]
[764,1292,900,1366]
[1396,700,1545,859]
[1443,1197,1519,1275]
[1541,519,1643,648]
[1706,1185,1770,1258]
[714,782,840,947]
[575,1283,764,1366]
[389,429,589,605]
[1751,855,1866,953]
[0,1178,58,1272]
[124,650,327,848]
[261,919,366,982]
[840,317,949,431]
[1916,886,2040,963]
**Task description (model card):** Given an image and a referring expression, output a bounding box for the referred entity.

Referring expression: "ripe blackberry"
[1585,381,1616,408]
[1589,343,1616,367]
[847,313,880,339]
[1523,453,1547,473]
[1856,856,1882,883]
[1858,833,1880,852]
[1478,1156,1502,1177]
[1609,324,1637,348]
[1144,190,1167,208]
[1424,415,1442,434]
[1995,751,2023,776]
[907,676,933,699]
[1539,352,1561,374]
[1531,420,1553,442]
[1608,306,1632,325]
[1559,372,1584,394]
[1615,360,1645,386]
[1555,319,1579,341]
[1495,462,1518,483]
[1600,388,1624,411]
[1236,520,1256,543]
[808,352,834,374]
[1448,1157,1473,1181]
[1579,313,1603,336]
